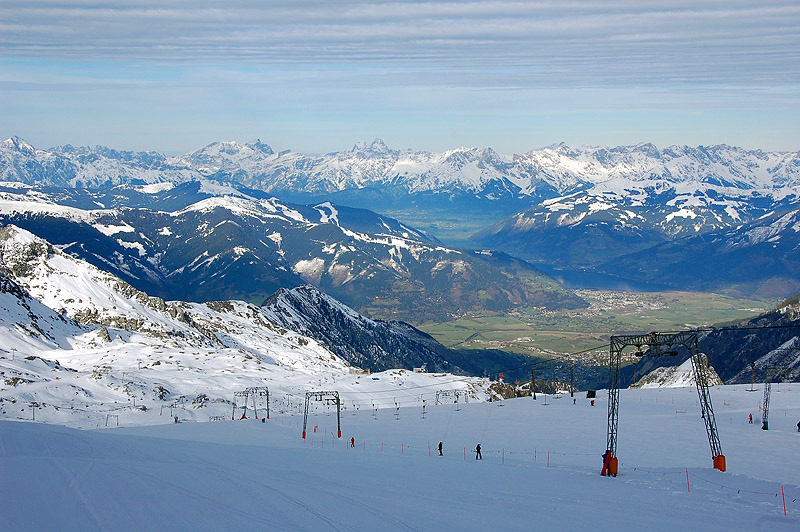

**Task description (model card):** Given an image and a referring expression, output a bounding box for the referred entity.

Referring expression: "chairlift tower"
[762,367,798,430]
[232,390,249,420]
[435,389,469,405]
[232,386,270,420]
[246,386,270,420]
[302,391,341,439]
[603,330,725,477]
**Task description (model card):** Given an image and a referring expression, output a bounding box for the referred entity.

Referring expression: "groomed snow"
[1,384,798,531]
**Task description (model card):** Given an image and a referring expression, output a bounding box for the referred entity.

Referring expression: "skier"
[475,443,482,460]
[797,420,800,432]
[749,413,753,424]
[351,437,355,447]
[438,441,443,456]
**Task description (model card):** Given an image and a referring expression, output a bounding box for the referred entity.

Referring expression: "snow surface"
[1,385,799,531]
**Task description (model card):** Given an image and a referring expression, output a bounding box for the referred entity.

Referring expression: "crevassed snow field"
[2,384,798,532]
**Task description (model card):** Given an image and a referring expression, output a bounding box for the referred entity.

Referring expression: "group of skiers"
[437,441,482,459]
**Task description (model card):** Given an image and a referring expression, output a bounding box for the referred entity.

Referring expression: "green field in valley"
[419,290,772,359]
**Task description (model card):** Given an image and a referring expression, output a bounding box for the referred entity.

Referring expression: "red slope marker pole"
[686,468,690,493]
[782,486,787,516]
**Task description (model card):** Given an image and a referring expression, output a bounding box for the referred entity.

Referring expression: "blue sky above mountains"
[1,1,799,154]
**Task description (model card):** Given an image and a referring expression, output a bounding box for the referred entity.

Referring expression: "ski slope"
[2,384,798,531]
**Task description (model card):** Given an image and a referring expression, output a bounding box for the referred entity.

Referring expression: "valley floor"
[2,384,798,531]
[420,290,770,358]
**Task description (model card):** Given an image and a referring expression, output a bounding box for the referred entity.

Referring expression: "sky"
[1,0,800,155]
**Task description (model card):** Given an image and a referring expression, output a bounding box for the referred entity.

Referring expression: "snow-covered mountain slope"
[633,357,723,389]
[0,183,584,322]
[0,225,489,428]
[596,206,800,298]
[263,285,471,374]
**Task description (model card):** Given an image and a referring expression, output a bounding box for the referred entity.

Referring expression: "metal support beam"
[762,382,772,430]
[690,352,723,459]
[302,391,341,439]
[570,363,575,398]
[603,330,724,476]
[762,367,799,431]
[246,386,270,420]
[435,389,469,405]
[232,390,249,420]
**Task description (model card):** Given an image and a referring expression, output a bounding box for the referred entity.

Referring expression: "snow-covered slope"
[2,384,798,531]
[0,225,490,429]
[0,183,584,321]
[633,356,724,389]
[262,285,465,373]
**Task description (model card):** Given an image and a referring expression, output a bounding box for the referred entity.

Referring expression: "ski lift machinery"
[231,387,270,420]
[602,331,725,477]
[302,391,341,439]
[761,366,799,430]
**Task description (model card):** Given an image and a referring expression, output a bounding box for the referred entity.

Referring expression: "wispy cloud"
[2,1,799,153]
[2,1,799,88]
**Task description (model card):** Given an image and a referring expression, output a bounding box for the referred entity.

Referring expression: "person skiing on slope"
[351,437,355,447]
[438,441,443,456]
[797,420,800,432]
[475,443,482,460]
[749,413,753,424]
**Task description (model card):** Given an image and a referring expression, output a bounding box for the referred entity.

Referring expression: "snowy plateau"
[0,225,799,531]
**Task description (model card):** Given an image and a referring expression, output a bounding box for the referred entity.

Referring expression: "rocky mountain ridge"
[4,136,800,298]
[3,136,798,204]
[0,183,585,322]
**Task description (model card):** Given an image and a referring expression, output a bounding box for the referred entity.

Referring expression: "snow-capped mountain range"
[4,136,798,201]
[3,135,800,297]
[0,181,584,322]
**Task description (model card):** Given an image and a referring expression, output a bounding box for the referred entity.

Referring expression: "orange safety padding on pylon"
[713,454,726,472]
[608,457,618,476]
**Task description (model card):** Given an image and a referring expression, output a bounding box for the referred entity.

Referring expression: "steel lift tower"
[602,331,725,477]
[761,367,799,430]
[302,391,341,439]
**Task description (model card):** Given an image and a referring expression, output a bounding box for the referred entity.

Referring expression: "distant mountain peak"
[351,138,393,154]
[2,136,35,154]
[245,139,274,155]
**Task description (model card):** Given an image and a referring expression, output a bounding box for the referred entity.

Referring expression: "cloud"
[2,1,799,89]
